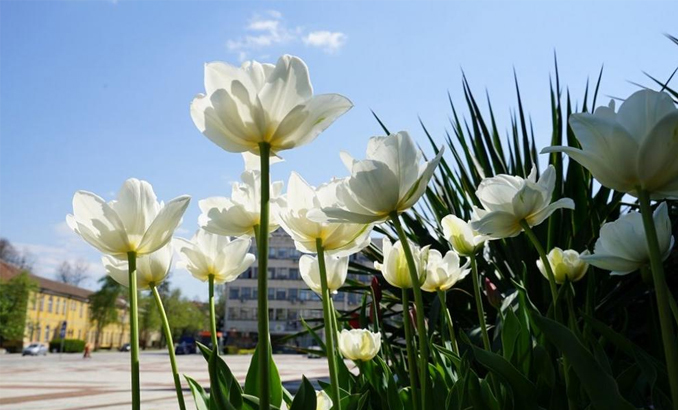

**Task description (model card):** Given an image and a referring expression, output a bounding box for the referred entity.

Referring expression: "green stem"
[208,275,218,354]
[519,220,559,307]
[127,251,140,410]
[470,253,491,350]
[564,286,576,410]
[437,290,459,355]
[637,190,678,409]
[402,289,420,410]
[151,284,186,410]
[391,213,430,410]
[257,143,272,410]
[316,239,342,410]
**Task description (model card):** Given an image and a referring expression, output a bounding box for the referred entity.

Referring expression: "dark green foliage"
[49,338,86,353]
[0,271,36,345]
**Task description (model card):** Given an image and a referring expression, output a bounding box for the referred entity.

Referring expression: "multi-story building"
[222,230,372,349]
[0,260,141,352]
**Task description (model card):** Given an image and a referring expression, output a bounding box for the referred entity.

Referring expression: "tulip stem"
[437,290,459,355]
[316,239,342,410]
[257,142,272,410]
[208,275,219,354]
[469,253,491,351]
[519,221,559,308]
[127,251,140,410]
[150,284,186,410]
[391,213,430,410]
[637,189,678,409]
[401,289,420,410]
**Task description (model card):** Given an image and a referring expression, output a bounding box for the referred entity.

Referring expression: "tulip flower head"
[67,178,190,259]
[175,230,255,283]
[374,237,429,289]
[470,165,574,239]
[581,202,674,275]
[102,244,173,290]
[190,55,353,156]
[318,131,444,224]
[441,214,488,256]
[199,170,284,238]
[276,172,373,255]
[421,249,470,292]
[536,247,590,284]
[299,254,348,295]
[337,328,382,361]
[315,390,333,410]
[542,90,678,199]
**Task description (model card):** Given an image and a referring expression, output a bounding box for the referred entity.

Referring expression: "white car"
[22,343,47,356]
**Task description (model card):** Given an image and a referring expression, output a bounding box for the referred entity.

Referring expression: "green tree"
[164,289,208,340]
[0,271,36,347]
[89,276,123,349]
[138,294,161,349]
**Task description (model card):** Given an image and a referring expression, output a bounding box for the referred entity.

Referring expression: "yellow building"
[0,261,132,351]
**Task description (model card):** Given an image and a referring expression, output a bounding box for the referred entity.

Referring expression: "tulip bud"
[484,277,502,309]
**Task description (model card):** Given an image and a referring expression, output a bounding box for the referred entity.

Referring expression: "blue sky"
[1,0,676,300]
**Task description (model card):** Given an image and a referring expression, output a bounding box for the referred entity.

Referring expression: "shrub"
[49,339,85,353]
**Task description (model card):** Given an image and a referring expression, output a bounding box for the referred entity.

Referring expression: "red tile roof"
[0,260,92,301]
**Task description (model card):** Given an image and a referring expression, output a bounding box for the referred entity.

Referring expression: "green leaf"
[208,347,240,410]
[244,342,283,408]
[185,375,210,410]
[471,345,539,409]
[532,314,635,410]
[289,376,317,410]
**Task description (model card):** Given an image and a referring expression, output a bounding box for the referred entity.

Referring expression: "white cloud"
[14,221,107,289]
[226,11,347,61]
[303,31,348,54]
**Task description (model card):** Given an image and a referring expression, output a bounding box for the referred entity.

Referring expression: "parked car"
[119,343,131,352]
[22,343,47,356]
[175,341,196,355]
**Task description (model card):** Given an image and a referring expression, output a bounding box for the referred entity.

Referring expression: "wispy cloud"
[227,10,347,61]
[15,221,106,288]
[303,31,348,54]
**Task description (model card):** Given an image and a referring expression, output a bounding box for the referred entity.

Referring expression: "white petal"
[637,111,678,194]
[258,55,313,123]
[526,198,575,228]
[137,195,191,255]
[72,191,130,256]
[471,211,521,239]
[617,90,677,142]
[190,93,253,153]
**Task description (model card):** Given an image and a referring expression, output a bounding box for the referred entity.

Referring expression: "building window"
[287,309,298,320]
[267,268,275,279]
[45,325,50,342]
[300,290,314,301]
[289,269,300,280]
[268,288,276,299]
[277,248,288,259]
[72,300,76,310]
[288,288,298,301]
[31,295,36,310]
[78,329,81,339]
[36,326,41,342]
[251,268,258,279]
[229,287,240,299]
[229,307,239,320]
[48,296,53,313]
[63,299,67,314]
[276,289,286,300]
[57,298,61,315]
[269,248,276,258]
[80,303,83,318]
[241,287,252,300]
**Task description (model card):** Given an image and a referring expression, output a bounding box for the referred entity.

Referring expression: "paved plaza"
[0,351,333,409]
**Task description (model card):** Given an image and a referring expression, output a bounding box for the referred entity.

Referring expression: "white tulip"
[542,90,678,199]
[102,244,173,290]
[470,165,574,239]
[422,249,470,292]
[318,131,444,224]
[536,247,590,284]
[315,390,332,410]
[67,178,190,259]
[581,202,674,275]
[299,254,348,295]
[190,55,352,155]
[337,328,381,361]
[175,230,255,283]
[374,237,429,289]
[199,170,284,238]
[276,172,372,255]
[441,214,488,256]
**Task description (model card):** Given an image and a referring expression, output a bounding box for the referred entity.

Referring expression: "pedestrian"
[83,342,92,359]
